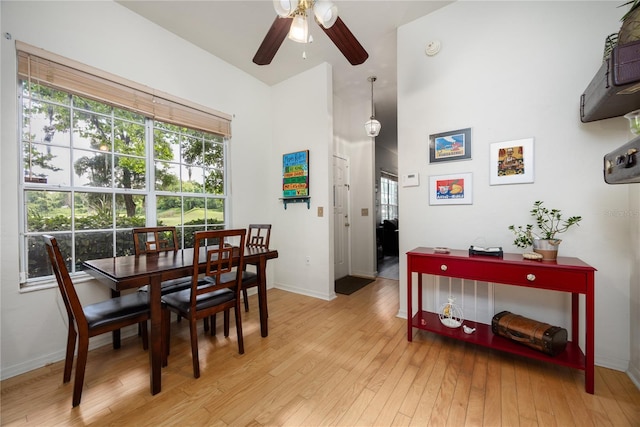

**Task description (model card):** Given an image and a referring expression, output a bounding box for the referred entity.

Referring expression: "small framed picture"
[489,138,534,185]
[429,173,473,205]
[429,128,472,163]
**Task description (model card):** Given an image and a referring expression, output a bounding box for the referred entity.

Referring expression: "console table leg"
[571,293,579,344]
[407,269,413,342]
[586,282,595,394]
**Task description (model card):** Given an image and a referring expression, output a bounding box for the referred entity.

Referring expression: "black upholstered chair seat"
[162,284,234,313]
[84,292,150,330]
[242,270,258,284]
[138,278,191,295]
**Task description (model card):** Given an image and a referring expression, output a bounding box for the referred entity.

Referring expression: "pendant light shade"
[365,76,381,137]
[365,118,381,137]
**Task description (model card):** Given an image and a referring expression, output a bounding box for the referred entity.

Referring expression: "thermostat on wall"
[402,173,420,187]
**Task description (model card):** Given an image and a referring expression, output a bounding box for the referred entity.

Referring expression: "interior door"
[333,155,349,280]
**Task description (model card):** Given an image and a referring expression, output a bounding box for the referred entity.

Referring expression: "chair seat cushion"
[162,281,235,313]
[84,292,149,330]
[138,277,192,295]
[242,270,258,286]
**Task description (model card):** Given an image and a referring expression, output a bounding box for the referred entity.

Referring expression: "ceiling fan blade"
[253,16,293,65]
[320,17,369,66]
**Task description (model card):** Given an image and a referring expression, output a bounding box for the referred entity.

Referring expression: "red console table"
[407,247,596,394]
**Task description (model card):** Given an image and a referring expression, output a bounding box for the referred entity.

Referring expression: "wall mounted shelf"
[280,197,310,209]
[580,39,640,122]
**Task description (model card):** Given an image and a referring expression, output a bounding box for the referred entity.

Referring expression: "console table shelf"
[411,312,585,369]
[407,247,596,394]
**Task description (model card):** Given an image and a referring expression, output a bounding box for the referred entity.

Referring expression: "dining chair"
[161,228,246,378]
[133,226,213,331]
[132,226,193,294]
[43,235,150,407]
[241,224,272,312]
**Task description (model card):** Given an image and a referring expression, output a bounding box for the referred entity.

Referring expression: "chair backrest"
[191,229,246,305]
[43,235,87,330]
[247,224,271,249]
[132,226,179,255]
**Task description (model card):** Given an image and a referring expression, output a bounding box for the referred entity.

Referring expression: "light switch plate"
[361,208,368,216]
[317,206,323,217]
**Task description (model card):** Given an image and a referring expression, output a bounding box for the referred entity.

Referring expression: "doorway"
[333,155,350,280]
[377,171,399,280]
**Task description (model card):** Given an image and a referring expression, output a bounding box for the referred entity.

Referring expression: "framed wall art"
[428,172,473,205]
[489,138,534,185]
[282,150,309,197]
[429,128,472,163]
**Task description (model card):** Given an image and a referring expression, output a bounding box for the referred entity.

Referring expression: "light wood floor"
[2,278,639,426]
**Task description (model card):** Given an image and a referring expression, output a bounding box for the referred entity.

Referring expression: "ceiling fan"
[253,0,369,66]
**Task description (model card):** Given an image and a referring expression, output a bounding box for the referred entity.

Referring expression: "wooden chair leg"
[203,317,210,332]
[209,314,217,336]
[63,327,76,383]
[243,288,249,312]
[189,318,200,379]
[223,310,230,337]
[140,321,149,351]
[72,336,89,407]
[235,306,244,355]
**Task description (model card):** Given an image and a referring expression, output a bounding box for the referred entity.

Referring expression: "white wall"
[0,0,275,378]
[270,63,336,301]
[398,1,636,373]
[630,184,640,386]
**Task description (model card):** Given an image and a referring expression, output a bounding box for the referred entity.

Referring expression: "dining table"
[82,245,278,396]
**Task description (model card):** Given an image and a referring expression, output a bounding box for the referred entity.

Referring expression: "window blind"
[16,41,231,137]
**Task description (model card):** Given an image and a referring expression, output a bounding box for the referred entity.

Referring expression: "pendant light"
[365,76,381,137]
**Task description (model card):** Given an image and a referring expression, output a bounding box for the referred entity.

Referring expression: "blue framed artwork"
[429,128,472,163]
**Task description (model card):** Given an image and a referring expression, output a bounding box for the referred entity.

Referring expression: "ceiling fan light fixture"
[313,1,338,28]
[288,13,309,43]
[365,76,381,138]
[273,0,299,17]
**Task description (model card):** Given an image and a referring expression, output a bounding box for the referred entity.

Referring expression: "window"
[17,42,231,285]
[380,172,398,222]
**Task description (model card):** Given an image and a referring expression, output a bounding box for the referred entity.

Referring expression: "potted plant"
[508,201,582,260]
[619,0,640,45]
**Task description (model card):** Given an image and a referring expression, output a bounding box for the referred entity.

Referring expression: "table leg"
[148,274,162,395]
[257,256,268,337]
[586,280,595,394]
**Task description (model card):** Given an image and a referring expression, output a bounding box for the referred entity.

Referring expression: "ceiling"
[117,1,452,151]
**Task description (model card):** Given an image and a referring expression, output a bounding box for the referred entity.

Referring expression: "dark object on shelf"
[382,219,399,256]
[604,135,640,183]
[580,39,640,122]
[468,245,503,257]
[492,311,568,356]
